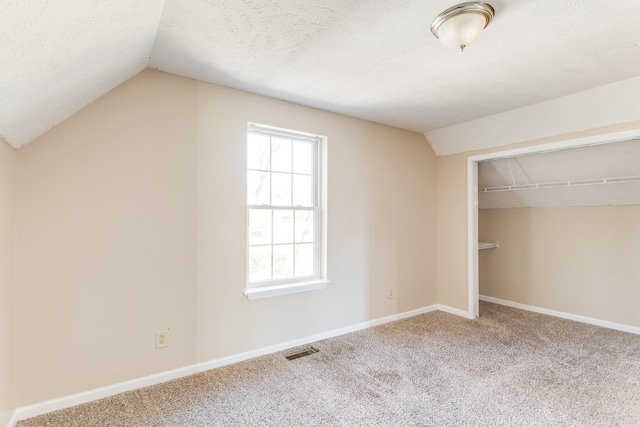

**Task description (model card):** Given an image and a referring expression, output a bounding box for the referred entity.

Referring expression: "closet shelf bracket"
[479,242,499,250]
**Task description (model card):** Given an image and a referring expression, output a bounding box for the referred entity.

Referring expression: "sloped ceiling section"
[150,0,640,138]
[0,0,165,149]
[2,0,640,150]
[149,0,449,131]
[478,139,640,209]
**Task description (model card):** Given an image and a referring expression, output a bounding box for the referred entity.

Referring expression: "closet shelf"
[478,174,640,193]
[479,242,499,250]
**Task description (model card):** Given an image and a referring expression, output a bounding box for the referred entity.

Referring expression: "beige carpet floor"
[18,302,640,426]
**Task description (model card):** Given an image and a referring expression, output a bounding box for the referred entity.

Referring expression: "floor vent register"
[285,347,319,361]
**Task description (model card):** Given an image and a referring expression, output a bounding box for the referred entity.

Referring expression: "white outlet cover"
[155,330,168,349]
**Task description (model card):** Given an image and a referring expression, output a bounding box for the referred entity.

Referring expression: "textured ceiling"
[478,139,640,208]
[0,0,165,148]
[2,0,640,149]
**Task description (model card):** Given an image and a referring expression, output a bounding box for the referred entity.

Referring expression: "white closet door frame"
[466,128,640,319]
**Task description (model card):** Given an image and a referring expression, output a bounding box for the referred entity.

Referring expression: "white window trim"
[243,279,330,300]
[245,123,329,299]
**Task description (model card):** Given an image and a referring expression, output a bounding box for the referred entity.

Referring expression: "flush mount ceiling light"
[431,2,495,52]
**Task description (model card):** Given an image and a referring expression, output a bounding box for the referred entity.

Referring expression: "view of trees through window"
[247,128,319,285]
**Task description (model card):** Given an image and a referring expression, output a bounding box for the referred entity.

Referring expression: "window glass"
[246,125,322,287]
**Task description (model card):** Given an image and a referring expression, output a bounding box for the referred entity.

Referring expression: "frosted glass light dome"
[431,2,495,52]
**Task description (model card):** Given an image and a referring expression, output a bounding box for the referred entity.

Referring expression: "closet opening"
[466,129,640,319]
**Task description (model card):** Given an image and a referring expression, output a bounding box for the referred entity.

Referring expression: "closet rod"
[479,175,640,193]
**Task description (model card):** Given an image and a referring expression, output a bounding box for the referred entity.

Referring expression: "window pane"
[271,172,292,206]
[293,174,313,207]
[249,209,271,245]
[295,244,314,277]
[249,246,271,282]
[271,138,292,173]
[247,171,270,205]
[247,126,321,288]
[273,210,293,244]
[273,244,294,279]
[247,133,270,171]
[295,210,314,243]
[293,141,313,175]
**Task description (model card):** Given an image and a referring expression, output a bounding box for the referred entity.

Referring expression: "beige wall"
[0,142,16,426]
[194,82,437,361]
[435,121,640,313]
[16,71,199,405]
[479,207,640,327]
[15,70,438,405]
[435,153,468,308]
[8,66,640,411]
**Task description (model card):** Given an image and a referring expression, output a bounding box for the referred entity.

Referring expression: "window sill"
[244,280,330,300]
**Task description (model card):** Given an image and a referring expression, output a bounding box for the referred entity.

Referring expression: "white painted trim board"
[10,298,637,427]
[5,413,17,427]
[425,76,640,156]
[480,295,640,335]
[11,303,463,425]
[435,304,475,320]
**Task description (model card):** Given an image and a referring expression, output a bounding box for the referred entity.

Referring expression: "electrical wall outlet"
[156,330,169,349]
[388,287,395,299]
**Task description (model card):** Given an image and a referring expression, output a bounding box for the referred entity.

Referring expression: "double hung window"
[246,124,324,296]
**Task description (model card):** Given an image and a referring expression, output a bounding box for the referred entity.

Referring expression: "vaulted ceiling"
[2,0,640,151]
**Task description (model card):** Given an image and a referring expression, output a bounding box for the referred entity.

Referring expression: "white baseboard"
[5,411,17,427]
[480,295,640,335]
[19,299,633,427]
[435,304,475,319]
[12,362,202,424]
[189,304,441,374]
[14,303,455,423]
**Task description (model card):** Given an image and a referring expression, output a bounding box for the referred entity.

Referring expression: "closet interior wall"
[478,139,640,327]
